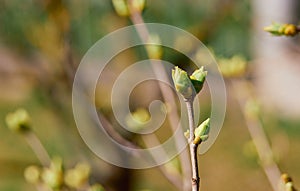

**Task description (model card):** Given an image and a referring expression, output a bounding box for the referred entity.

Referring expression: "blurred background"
[0,0,299,191]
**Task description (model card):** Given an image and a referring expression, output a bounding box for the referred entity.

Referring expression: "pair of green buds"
[172,66,210,144]
[172,66,207,100]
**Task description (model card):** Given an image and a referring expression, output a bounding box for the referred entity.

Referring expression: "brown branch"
[185,98,200,191]
[24,131,51,167]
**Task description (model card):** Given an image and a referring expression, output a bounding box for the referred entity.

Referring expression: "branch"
[128,4,192,190]
[231,79,281,191]
[99,112,183,189]
[24,131,51,167]
[185,98,200,191]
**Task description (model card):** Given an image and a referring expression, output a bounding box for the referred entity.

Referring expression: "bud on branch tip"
[172,66,207,99]
[5,108,31,132]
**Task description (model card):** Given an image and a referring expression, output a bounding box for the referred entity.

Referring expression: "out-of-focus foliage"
[1,1,300,191]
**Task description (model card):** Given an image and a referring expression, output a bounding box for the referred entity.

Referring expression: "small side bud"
[264,23,299,37]
[65,163,91,189]
[129,0,146,13]
[285,182,297,191]
[284,24,297,36]
[24,165,41,184]
[281,173,298,191]
[112,0,130,17]
[218,55,247,78]
[184,129,190,139]
[189,66,207,94]
[41,157,64,189]
[282,173,292,183]
[194,118,210,144]
[5,108,31,132]
[125,108,150,131]
[172,66,194,99]
[146,34,163,59]
[89,184,106,191]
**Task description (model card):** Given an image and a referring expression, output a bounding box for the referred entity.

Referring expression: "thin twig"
[99,112,183,189]
[98,113,140,150]
[24,131,51,167]
[128,5,192,190]
[142,135,183,190]
[185,98,200,191]
[231,79,281,191]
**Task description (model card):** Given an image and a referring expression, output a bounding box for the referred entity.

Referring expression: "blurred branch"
[141,134,183,190]
[24,131,51,167]
[127,2,192,190]
[98,113,140,150]
[99,112,183,189]
[231,79,281,191]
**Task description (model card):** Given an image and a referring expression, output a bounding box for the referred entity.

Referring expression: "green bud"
[112,0,130,17]
[285,182,296,191]
[218,55,247,78]
[130,0,146,13]
[89,184,106,191]
[42,157,64,189]
[172,66,194,99]
[194,118,210,144]
[125,108,150,131]
[65,163,91,189]
[5,108,31,132]
[146,34,163,59]
[282,173,292,184]
[42,168,63,189]
[184,129,190,139]
[24,165,40,184]
[264,23,299,37]
[264,22,284,36]
[189,66,207,93]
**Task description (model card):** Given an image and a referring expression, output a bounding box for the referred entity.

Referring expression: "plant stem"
[185,98,200,191]
[142,134,183,190]
[128,4,192,190]
[24,131,51,167]
[231,79,281,191]
[99,112,183,189]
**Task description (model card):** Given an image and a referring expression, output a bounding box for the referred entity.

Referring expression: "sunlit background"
[0,0,299,191]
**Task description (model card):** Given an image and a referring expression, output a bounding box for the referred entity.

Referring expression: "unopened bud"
[194,118,210,144]
[89,184,106,191]
[189,66,207,94]
[129,0,146,13]
[172,66,194,99]
[112,0,130,17]
[125,108,150,131]
[5,108,31,132]
[65,163,91,189]
[24,165,40,184]
[42,157,64,189]
[264,23,299,37]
